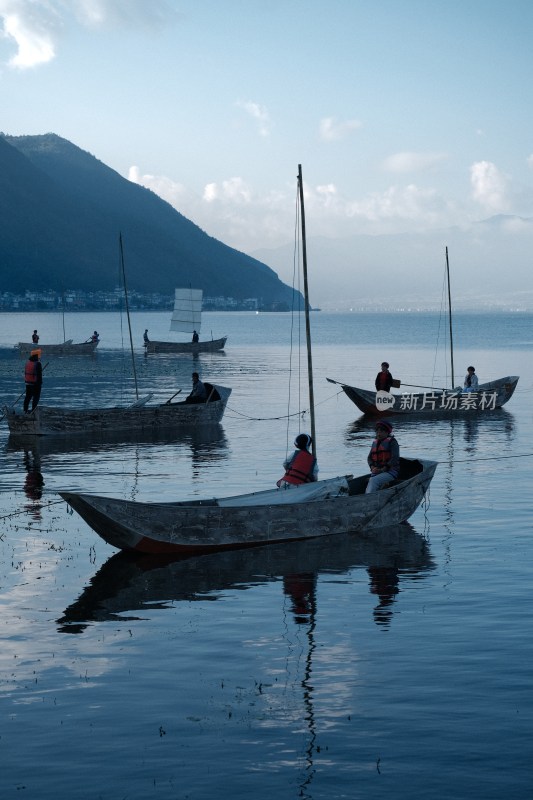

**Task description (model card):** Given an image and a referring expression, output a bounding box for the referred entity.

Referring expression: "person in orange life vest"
[23,349,43,413]
[375,361,394,392]
[365,420,400,493]
[277,433,318,489]
[32,329,39,344]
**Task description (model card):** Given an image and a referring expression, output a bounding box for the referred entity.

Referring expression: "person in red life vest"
[365,420,400,493]
[23,349,43,413]
[375,361,394,392]
[32,329,39,344]
[277,433,318,489]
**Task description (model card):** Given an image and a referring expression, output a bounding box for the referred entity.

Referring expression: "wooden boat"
[60,457,436,555]
[326,375,519,416]
[144,288,227,353]
[327,248,519,416]
[17,339,99,356]
[57,523,435,630]
[60,166,436,554]
[3,383,231,436]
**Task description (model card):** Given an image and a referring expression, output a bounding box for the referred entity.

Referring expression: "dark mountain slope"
[0,133,294,303]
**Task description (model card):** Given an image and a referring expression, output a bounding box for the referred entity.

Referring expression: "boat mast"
[61,291,66,342]
[297,165,316,457]
[119,233,139,400]
[445,246,455,388]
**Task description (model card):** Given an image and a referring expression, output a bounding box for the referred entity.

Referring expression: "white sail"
[170,288,202,334]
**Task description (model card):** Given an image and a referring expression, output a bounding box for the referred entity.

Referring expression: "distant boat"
[327,248,519,416]
[144,288,227,354]
[60,167,436,555]
[17,339,98,356]
[17,294,99,356]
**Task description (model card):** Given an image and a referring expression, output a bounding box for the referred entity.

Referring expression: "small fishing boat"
[60,457,436,555]
[17,339,99,356]
[327,248,519,416]
[144,288,227,353]
[326,375,519,416]
[60,166,436,554]
[3,383,231,436]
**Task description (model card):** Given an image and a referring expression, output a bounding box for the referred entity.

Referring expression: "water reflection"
[58,524,434,634]
[6,423,228,460]
[22,447,45,520]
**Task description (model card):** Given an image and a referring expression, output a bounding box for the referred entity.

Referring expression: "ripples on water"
[0,311,532,800]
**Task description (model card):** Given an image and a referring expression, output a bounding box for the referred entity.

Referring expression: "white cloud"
[235,100,272,137]
[346,184,450,225]
[0,0,173,68]
[382,151,448,173]
[319,116,362,141]
[470,160,511,213]
[0,0,62,68]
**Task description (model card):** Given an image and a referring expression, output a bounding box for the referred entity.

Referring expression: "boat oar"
[0,362,50,421]
[327,377,457,393]
[165,389,182,404]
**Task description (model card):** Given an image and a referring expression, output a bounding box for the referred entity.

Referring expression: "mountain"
[252,217,533,311]
[0,133,297,305]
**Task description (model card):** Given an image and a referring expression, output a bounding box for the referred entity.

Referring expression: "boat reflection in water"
[58,523,435,634]
[7,423,228,462]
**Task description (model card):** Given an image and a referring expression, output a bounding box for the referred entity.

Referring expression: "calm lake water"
[1,310,532,800]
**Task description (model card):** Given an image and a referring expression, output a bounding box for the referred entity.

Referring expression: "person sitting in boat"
[185,371,207,403]
[375,361,394,392]
[143,329,150,345]
[463,366,479,393]
[277,433,318,489]
[90,331,99,343]
[366,421,400,493]
[32,330,39,344]
[192,330,199,343]
[23,349,43,414]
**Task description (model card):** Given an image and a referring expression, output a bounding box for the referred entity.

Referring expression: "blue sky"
[2,0,533,304]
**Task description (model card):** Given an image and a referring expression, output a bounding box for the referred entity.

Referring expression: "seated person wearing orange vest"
[277,433,318,489]
[24,349,43,413]
[365,420,400,493]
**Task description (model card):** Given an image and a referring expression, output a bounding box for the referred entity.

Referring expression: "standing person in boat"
[463,366,479,392]
[366,421,400,493]
[185,371,207,403]
[90,331,99,343]
[192,330,199,343]
[143,329,150,345]
[375,361,394,392]
[32,330,39,344]
[23,349,43,414]
[277,433,318,489]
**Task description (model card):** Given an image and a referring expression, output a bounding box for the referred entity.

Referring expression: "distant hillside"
[0,133,298,305]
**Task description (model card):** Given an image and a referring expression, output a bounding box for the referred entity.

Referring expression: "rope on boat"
[223,390,340,422]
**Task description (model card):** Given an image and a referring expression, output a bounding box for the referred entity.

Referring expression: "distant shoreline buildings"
[0,289,290,313]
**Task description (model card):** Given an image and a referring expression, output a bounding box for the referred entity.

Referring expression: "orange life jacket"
[369,436,396,469]
[25,360,38,384]
[282,450,316,485]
